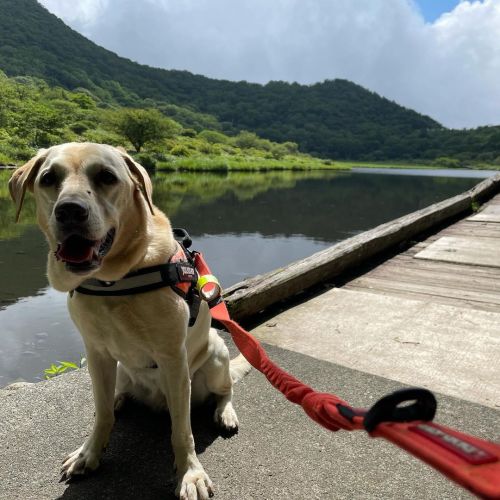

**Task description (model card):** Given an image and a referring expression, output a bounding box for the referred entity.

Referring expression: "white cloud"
[39,0,109,28]
[38,0,500,128]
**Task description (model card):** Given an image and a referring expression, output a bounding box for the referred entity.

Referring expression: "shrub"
[181,128,197,138]
[134,152,157,172]
[69,121,90,134]
[282,141,299,154]
[197,141,213,154]
[170,144,191,157]
[232,131,261,149]
[82,127,124,146]
[198,130,229,144]
[432,157,461,168]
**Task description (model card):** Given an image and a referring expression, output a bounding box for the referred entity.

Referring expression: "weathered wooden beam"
[470,173,500,202]
[223,173,500,320]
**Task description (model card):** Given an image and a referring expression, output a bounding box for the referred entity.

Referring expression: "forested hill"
[0,0,499,163]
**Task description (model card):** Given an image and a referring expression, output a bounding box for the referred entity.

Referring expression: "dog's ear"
[118,150,155,216]
[9,149,47,222]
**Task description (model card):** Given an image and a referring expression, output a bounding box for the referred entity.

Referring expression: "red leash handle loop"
[363,388,437,432]
[194,252,500,499]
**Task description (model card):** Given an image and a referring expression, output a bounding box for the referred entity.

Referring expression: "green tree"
[111,108,179,152]
[233,131,260,149]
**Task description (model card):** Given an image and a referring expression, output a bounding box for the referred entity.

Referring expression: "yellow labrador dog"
[9,142,250,499]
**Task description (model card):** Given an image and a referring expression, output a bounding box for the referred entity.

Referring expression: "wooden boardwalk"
[345,193,500,313]
[250,189,500,410]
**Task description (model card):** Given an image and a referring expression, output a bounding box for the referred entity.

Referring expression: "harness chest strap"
[74,242,201,324]
[75,243,196,296]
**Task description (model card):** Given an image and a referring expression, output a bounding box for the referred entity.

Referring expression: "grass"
[157,154,345,171]
[158,156,500,172]
[335,160,434,170]
[336,160,500,171]
[43,358,86,379]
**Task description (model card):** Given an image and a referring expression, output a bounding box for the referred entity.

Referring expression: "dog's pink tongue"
[56,236,97,263]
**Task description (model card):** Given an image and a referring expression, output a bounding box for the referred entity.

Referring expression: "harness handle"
[173,227,192,249]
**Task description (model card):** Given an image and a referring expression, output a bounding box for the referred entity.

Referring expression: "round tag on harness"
[197,274,222,302]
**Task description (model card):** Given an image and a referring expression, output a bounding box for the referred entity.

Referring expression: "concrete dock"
[1,189,499,499]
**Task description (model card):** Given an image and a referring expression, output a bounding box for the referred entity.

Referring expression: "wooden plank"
[387,254,500,278]
[345,275,500,305]
[441,227,500,239]
[440,220,500,238]
[468,204,500,222]
[486,198,500,206]
[344,283,500,313]
[361,265,500,294]
[469,175,500,202]
[414,236,500,268]
[403,238,440,256]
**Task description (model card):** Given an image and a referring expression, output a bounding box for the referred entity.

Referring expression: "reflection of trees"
[151,170,332,217]
[0,170,481,243]
[0,171,37,239]
[169,173,480,240]
[0,170,333,241]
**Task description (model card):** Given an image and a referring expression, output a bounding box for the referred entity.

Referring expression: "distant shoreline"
[3,159,498,173]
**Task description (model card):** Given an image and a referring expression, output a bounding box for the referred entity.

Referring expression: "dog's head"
[9,143,155,289]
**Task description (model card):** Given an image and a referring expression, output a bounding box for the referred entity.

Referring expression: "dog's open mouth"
[55,228,115,273]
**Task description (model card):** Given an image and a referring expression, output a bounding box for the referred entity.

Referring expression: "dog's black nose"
[55,200,89,224]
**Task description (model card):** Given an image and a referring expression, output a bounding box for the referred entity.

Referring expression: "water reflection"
[0,169,489,385]
[0,288,80,387]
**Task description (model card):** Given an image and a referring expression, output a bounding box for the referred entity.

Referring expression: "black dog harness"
[75,228,203,326]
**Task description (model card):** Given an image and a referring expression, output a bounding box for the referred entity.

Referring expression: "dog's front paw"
[214,402,239,434]
[176,467,214,500]
[60,444,101,482]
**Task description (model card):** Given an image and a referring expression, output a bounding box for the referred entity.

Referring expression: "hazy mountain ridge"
[0,0,499,163]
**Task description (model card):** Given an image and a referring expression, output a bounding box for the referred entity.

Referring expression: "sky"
[414,0,462,21]
[37,0,500,129]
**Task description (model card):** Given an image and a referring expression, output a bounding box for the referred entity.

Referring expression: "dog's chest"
[68,290,188,367]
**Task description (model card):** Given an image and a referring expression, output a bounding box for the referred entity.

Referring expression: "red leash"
[194,252,500,499]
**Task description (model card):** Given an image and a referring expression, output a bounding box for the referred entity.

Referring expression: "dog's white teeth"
[97,229,115,258]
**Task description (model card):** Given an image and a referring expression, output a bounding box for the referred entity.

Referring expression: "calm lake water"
[0,168,495,386]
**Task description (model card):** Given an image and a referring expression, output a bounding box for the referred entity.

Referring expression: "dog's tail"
[230,354,252,383]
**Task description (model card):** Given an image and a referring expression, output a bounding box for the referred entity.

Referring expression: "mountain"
[0,0,499,163]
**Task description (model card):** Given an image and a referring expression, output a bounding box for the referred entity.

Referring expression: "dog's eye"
[96,169,118,186]
[40,171,57,187]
